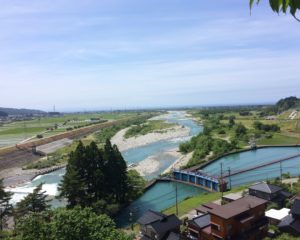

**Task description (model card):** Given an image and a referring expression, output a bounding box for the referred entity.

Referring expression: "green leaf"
[282,0,289,13]
[269,0,279,12]
[290,0,297,15]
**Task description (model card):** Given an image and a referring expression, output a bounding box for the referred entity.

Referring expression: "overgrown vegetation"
[13,207,133,240]
[24,154,63,169]
[124,120,175,138]
[268,176,300,196]
[259,96,300,117]
[93,113,158,144]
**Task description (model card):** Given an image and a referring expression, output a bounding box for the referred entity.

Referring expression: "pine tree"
[0,178,12,230]
[59,158,87,208]
[59,140,140,211]
[15,183,49,218]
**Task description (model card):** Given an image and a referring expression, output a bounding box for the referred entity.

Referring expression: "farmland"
[0,112,140,148]
[0,111,160,175]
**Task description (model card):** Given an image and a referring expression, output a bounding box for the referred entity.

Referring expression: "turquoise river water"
[7,111,300,227]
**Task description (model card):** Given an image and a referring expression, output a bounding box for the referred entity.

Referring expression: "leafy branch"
[250,0,300,21]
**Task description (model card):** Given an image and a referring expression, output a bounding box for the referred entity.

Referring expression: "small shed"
[265,208,290,225]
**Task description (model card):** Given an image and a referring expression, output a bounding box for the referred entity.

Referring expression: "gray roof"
[166,232,181,240]
[249,182,282,194]
[278,215,294,228]
[291,198,300,216]
[189,214,210,229]
[150,214,181,238]
[137,210,166,225]
[279,215,300,234]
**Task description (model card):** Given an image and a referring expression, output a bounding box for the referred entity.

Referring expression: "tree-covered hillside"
[0,107,46,116]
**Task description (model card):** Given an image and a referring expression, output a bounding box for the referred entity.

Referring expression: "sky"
[0,0,299,111]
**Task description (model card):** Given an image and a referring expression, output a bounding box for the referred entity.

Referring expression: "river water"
[8,111,203,205]
[7,111,300,228]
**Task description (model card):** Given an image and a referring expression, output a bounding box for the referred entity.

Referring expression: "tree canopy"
[14,207,133,240]
[0,179,12,231]
[15,183,49,218]
[59,140,145,215]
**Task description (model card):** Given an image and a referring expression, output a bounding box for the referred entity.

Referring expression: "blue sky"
[0,0,299,111]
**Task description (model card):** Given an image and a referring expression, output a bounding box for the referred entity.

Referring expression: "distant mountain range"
[0,107,46,116]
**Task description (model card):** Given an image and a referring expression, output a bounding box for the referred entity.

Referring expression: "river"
[8,111,204,207]
[7,112,300,228]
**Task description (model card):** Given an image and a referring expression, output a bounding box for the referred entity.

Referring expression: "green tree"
[14,207,133,240]
[59,140,142,213]
[58,163,87,208]
[126,170,146,201]
[15,183,49,217]
[0,179,12,231]
[228,116,236,128]
[235,123,247,138]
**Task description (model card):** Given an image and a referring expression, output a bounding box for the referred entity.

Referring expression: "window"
[211,223,221,231]
[227,224,232,231]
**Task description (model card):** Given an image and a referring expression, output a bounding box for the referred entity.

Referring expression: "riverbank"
[111,125,190,152]
[162,151,193,174]
[130,148,185,177]
[2,164,65,188]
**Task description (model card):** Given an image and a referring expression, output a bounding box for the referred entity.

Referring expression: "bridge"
[222,152,300,178]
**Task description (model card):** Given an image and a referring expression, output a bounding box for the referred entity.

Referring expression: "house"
[248,182,291,207]
[196,202,220,215]
[187,214,210,240]
[221,192,243,204]
[265,208,290,225]
[166,232,183,240]
[137,210,182,240]
[278,197,300,236]
[190,196,268,240]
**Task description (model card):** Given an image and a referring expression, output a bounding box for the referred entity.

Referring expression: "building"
[189,196,268,240]
[137,210,182,240]
[248,182,291,207]
[187,214,211,240]
[196,202,220,215]
[278,197,300,236]
[265,208,290,225]
[221,192,243,204]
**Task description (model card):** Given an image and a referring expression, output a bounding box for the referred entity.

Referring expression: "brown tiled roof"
[202,226,211,235]
[196,202,220,213]
[208,196,267,219]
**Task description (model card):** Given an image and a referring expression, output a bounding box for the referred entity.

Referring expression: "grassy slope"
[163,185,247,217]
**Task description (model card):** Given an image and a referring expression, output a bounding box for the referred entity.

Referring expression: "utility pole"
[175,182,178,216]
[220,163,224,198]
[129,210,133,231]
[280,161,283,183]
[228,167,232,190]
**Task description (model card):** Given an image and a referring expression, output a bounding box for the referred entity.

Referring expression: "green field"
[0,112,140,148]
[191,109,300,147]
